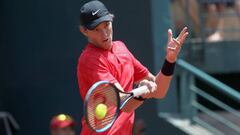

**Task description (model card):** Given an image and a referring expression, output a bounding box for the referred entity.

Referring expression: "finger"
[139,80,148,87]
[151,82,157,92]
[173,38,180,46]
[168,29,172,43]
[177,27,188,41]
[148,81,157,93]
[177,27,188,39]
[145,81,153,92]
[167,38,179,50]
[178,32,189,45]
[167,42,177,50]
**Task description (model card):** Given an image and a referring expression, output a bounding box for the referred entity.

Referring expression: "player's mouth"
[103,38,109,42]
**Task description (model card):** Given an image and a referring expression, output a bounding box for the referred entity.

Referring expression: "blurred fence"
[177,59,240,135]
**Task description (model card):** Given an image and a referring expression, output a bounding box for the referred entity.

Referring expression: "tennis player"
[50,114,75,135]
[77,0,188,134]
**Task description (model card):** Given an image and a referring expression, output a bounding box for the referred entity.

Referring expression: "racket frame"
[84,80,121,133]
[84,80,148,132]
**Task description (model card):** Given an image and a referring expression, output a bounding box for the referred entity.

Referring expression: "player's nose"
[100,29,108,37]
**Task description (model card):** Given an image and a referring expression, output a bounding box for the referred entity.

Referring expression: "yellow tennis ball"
[95,103,107,120]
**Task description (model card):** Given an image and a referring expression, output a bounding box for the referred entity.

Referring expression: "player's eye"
[94,28,99,32]
[105,22,110,28]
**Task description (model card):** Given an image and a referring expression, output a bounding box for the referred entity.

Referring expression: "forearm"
[155,59,175,98]
[154,71,173,99]
[142,59,175,99]
[121,98,144,113]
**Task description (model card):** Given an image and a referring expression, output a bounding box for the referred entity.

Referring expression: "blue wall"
[1,0,84,134]
[0,0,155,134]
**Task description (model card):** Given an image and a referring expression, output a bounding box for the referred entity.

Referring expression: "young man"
[78,0,188,134]
[50,114,75,135]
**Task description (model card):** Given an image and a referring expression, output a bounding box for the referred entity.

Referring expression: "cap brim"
[86,14,113,30]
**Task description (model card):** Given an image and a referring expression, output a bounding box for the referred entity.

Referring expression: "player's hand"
[138,80,157,99]
[166,27,189,63]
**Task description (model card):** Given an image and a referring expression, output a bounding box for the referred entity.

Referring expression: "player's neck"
[88,42,113,51]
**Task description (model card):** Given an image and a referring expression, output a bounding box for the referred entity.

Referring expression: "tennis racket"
[84,80,148,133]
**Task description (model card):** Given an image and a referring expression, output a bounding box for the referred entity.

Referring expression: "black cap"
[80,0,113,30]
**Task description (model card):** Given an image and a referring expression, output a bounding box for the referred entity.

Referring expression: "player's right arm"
[78,54,154,113]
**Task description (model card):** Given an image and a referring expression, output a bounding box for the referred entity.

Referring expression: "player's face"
[51,127,75,135]
[83,21,113,50]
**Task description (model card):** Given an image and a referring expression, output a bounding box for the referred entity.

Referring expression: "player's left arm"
[140,27,189,99]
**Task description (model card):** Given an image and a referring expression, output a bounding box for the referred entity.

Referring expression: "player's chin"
[105,44,112,50]
[102,40,112,50]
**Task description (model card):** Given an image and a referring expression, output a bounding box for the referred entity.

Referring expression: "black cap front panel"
[80,0,111,29]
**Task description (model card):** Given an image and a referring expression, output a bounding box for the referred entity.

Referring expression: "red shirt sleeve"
[131,55,149,82]
[77,54,117,99]
[118,41,149,82]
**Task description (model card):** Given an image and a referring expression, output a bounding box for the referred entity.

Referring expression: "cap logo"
[92,9,100,16]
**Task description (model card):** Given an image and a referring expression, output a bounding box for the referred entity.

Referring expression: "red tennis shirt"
[77,41,149,135]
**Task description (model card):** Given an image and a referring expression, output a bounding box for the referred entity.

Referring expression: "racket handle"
[131,85,148,97]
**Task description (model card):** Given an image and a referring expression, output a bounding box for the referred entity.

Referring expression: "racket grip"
[131,85,148,97]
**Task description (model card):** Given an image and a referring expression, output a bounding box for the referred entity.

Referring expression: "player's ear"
[80,26,88,36]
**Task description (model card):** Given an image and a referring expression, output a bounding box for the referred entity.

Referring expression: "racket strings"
[95,115,116,128]
[86,84,119,130]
